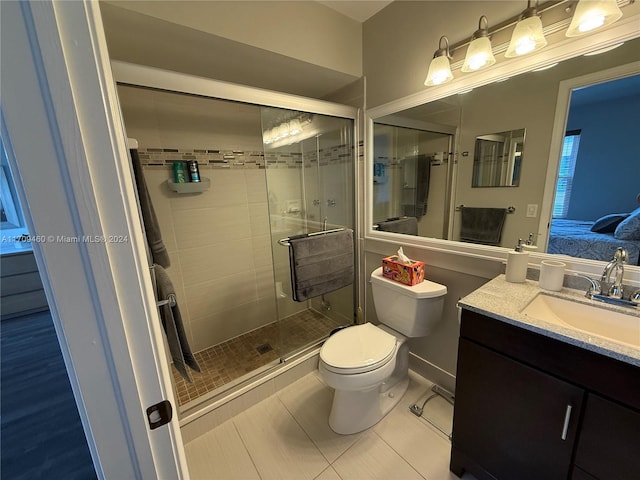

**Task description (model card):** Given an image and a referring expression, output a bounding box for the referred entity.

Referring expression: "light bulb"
[505,14,547,58]
[566,0,623,37]
[289,118,302,135]
[462,17,496,73]
[462,37,495,72]
[424,36,453,87]
[425,54,453,86]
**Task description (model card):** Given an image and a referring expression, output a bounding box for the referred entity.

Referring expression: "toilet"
[318,266,447,434]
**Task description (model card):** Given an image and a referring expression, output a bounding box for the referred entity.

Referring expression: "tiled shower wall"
[142,149,278,353]
[140,144,353,353]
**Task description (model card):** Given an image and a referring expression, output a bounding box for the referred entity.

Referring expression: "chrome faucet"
[600,247,628,299]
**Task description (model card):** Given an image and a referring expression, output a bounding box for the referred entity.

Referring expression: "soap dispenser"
[505,239,529,283]
[521,233,538,252]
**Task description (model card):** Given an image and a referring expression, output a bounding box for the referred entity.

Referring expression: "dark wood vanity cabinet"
[573,394,640,480]
[451,309,640,480]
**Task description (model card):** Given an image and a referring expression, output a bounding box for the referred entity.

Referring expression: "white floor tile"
[278,373,362,463]
[184,420,260,480]
[374,374,456,480]
[332,431,424,480]
[315,465,343,480]
[185,370,472,480]
[233,395,329,480]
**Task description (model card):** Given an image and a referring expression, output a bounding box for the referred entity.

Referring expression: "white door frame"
[1,1,187,478]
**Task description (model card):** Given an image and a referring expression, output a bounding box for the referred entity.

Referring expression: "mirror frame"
[365,19,640,280]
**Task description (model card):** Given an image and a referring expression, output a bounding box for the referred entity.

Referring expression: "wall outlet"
[526,204,538,218]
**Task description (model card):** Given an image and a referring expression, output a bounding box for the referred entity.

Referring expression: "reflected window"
[553,130,581,218]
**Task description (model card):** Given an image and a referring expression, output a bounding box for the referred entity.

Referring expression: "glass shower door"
[261,107,355,359]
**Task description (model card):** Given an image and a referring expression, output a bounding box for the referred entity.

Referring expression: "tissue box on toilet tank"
[382,255,425,286]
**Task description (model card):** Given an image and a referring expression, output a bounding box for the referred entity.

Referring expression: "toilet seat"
[320,323,396,375]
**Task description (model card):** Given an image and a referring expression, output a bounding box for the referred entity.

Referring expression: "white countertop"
[459,275,640,367]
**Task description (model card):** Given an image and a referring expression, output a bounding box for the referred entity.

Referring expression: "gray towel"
[288,229,354,302]
[401,154,431,218]
[460,207,507,246]
[153,264,200,382]
[130,148,170,268]
[377,217,418,235]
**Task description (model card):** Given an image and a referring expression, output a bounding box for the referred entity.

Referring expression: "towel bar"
[456,205,515,213]
[278,227,345,247]
[150,265,177,307]
[157,294,177,308]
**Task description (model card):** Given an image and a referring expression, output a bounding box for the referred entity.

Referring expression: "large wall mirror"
[369,34,640,267]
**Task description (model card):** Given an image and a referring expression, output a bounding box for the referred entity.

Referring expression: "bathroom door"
[2,2,188,478]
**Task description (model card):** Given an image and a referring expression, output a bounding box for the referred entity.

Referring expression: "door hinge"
[146,400,173,430]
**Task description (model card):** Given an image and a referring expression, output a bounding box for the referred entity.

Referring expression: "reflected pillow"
[614,207,640,240]
[590,213,629,233]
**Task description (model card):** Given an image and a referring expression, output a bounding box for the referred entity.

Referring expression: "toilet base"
[328,376,410,435]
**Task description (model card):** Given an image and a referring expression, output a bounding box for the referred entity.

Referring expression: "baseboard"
[408,352,456,394]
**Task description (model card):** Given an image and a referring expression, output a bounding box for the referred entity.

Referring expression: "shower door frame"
[112,61,361,406]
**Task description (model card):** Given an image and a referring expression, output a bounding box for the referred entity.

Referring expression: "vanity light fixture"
[505,0,547,58]
[566,0,623,36]
[424,36,454,86]
[462,16,496,72]
[263,114,313,146]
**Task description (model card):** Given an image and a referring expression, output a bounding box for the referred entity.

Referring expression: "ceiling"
[317,1,393,22]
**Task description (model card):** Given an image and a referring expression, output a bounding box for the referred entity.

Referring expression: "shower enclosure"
[115,66,356,413]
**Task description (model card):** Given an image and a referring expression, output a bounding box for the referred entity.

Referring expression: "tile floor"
[185,370,476,480]
[173,309,344,405]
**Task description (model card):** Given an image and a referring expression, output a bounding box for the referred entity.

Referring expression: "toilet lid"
[320,323,396,374]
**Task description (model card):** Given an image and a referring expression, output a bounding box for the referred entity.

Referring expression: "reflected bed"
[548,219,640,265]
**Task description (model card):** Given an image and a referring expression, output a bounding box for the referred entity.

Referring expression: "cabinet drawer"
[575,394,640,480]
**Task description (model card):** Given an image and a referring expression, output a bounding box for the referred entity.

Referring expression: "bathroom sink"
[521,294,640,348]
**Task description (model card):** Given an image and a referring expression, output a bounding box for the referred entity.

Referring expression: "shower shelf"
[166,177,210,194]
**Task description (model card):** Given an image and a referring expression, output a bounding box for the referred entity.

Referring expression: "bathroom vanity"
[451,276,640,480]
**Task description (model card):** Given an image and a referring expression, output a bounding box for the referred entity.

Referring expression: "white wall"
[103,0,362,77]
[100,1,362,99]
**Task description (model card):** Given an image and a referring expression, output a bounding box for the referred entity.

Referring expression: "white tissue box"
[382,255,425,286]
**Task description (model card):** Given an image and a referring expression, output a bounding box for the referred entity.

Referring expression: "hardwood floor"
[1,311,96,480]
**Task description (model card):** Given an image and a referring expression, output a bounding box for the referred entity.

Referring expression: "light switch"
[526,204,538,218]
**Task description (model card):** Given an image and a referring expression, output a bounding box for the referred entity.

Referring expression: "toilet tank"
[370,266,447,337]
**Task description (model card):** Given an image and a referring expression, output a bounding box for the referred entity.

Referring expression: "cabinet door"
[452,339,584,480]
[575,394,640,480]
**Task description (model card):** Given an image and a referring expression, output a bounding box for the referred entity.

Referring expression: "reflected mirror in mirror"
[472,128,525,187]
[373,121,455,238]
[371,36,640,261]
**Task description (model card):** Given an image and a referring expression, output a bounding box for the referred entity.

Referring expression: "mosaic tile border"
[137,145,354,169]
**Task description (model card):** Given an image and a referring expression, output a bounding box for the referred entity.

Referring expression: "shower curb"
[180,349,320,444]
